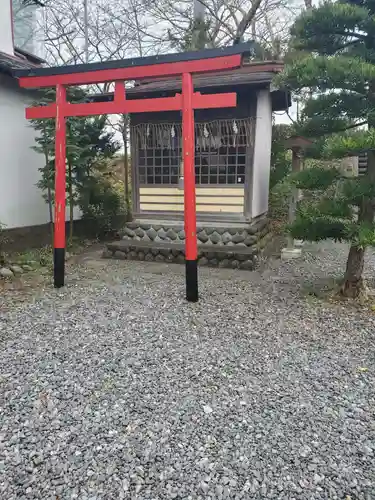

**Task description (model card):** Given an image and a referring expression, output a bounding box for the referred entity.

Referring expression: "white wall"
[251,89,273,218]
[0,76,80,229]
[0,0,14,55]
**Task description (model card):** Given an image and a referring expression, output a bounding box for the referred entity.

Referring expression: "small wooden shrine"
[107,59,291,270]
[127,61,290,223]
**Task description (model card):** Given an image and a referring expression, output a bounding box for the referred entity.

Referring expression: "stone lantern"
[281,135,313,260]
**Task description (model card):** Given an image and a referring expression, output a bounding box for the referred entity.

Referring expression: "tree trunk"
[68,162,74,245]
[47,181,54,247]
[42,123,54,245]
[236,0,262,40]
[341,245,365,298]
[341,150,375,298]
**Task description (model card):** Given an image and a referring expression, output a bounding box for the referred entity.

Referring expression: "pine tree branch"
[341,121,367,132]
[301,119,367,139]
[324,128,375,157]
[303,92,370,122]
[276,55,375,95]
[335,39,361,52]
[336,30,367,40]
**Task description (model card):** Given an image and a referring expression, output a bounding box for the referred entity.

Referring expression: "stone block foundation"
[103,217,273,270]
[104,240,258,270]
[122,217,269,247]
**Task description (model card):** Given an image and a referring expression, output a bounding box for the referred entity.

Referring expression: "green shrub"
[268,178,292,226]
[79,179,127,238]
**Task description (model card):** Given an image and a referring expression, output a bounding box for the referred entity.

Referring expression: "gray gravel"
[1,241,375,499]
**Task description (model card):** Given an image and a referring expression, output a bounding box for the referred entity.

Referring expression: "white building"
[0,0,55,234]
[12,0,38,56]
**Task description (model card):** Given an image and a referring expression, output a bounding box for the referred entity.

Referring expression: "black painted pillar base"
[185,259,198,302]
[54,248,65,288]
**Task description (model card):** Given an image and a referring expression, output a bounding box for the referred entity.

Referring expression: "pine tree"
[277,0,375,298]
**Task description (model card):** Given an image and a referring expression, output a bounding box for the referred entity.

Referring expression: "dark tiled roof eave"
[15,47,46,65]
[127,70,279,96]
[0,51,41,77]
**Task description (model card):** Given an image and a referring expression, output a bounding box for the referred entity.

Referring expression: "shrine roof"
[126,61,284,96]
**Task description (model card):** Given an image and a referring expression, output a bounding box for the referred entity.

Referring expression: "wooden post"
[54,84,67,287]
[182,72,198,302]
[287,146,302,248]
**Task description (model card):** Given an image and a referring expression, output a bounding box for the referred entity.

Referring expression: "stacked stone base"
[122,218,269,248]
[103,217,273,270]
[103,240,258,270]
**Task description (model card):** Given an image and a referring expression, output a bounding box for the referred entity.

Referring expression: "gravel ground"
[1,241,375,500]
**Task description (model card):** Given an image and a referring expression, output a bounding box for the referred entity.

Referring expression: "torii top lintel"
[15,44,253,120]
[14,43,253,88]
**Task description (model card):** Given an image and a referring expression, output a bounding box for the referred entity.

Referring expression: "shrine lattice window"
[132,118,253,186]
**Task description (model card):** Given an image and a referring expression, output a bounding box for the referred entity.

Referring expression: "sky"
[275,101,297,125]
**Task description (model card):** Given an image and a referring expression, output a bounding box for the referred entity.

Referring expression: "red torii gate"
[15,44,251,302]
